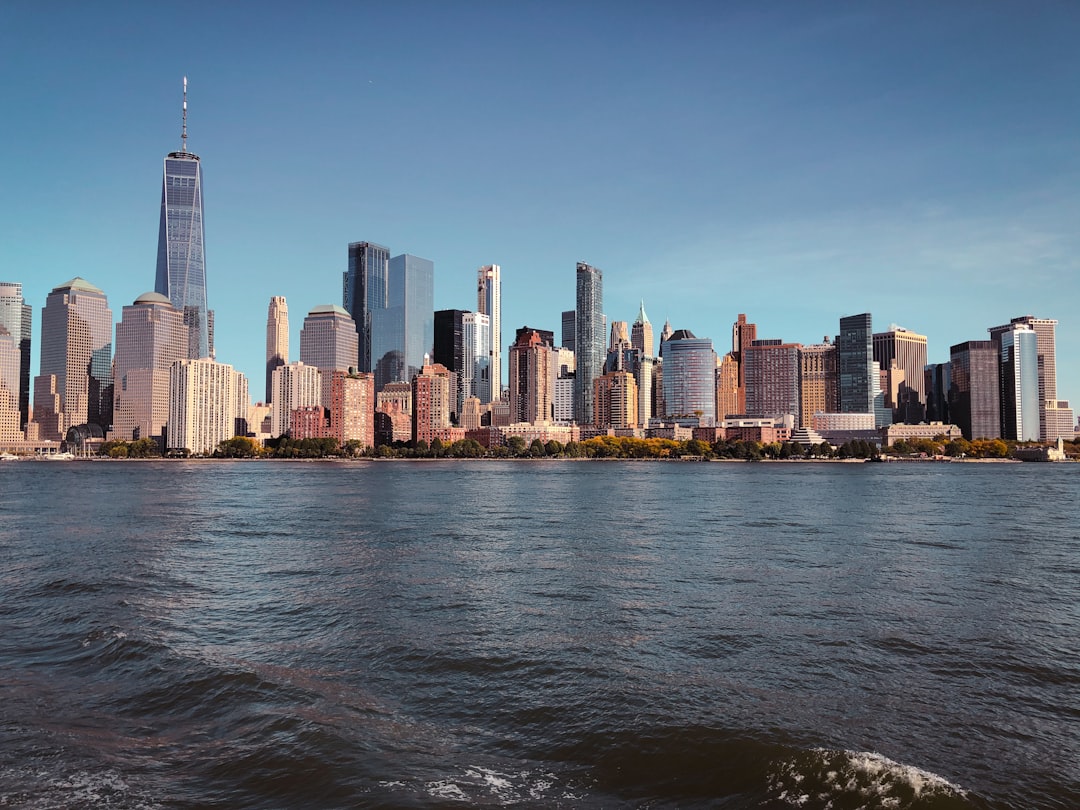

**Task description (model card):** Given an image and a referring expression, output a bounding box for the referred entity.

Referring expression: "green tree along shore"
[88,435,1080,461]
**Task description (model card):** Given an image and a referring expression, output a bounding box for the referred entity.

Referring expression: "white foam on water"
[768,748,967,809]
[465,766,515,796]
[840,750,965,798]
[419,766,578,804]
[0,767,158,810]
[425,780,470,801]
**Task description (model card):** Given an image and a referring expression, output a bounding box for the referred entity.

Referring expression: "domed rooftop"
[134,291,173,306]
[53,277,103,295]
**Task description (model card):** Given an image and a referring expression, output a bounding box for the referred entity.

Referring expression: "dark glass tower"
[155,78,211,360]
[343,241,390,374]
[949,341,999,440]
[838,313,874,413]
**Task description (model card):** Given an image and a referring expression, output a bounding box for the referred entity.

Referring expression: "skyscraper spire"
[181,76,188,153]
[635,299,650,325]
[631,299,654,358]
[157,78,210,359]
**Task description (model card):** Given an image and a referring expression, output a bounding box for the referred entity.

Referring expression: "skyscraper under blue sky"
[3,6,1080,401]
[0,283,32,428]
[575,262,604,425]
[372,254,434,393]
[344,241,390,375]
[155,78,211,360]
[838,313,874,414]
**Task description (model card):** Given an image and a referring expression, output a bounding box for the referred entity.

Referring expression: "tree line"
[95,434,1078,461]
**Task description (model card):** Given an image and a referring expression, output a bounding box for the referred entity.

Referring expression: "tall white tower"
[477,265,501,403]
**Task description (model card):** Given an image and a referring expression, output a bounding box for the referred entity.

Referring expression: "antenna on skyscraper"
[181,76,188,153]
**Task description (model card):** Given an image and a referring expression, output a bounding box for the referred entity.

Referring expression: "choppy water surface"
[1,460,1077,808]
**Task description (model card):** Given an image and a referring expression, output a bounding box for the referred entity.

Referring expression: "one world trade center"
[155,77,212,359]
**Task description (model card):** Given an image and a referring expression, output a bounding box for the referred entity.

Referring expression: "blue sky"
[2,2,1078,406]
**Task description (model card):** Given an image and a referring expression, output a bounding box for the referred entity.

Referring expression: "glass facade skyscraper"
[999,325,1040,442]
[949,340,999,440]
[463,312,491,406]
[477,265,501,402]
[343,241,390,374]
[0,282,32,428]
[838,313,874,414]
[371,254,434,393]
[575,262,604,425]
[662,330,717,425]
[155,81,211,360]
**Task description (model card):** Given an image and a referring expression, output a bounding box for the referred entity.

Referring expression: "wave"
[767,748,975,809]
[538,726,987,809]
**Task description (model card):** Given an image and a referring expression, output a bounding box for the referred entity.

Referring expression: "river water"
[0,460,1077,809]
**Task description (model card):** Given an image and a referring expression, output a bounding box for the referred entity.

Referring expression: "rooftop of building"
[133,291,173,306]
[668,329,698,341]
[53,277,104,295]
[308,304,351,317]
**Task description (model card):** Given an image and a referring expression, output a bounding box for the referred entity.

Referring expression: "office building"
[112,292,187,444]
[731,313,757,414]
[662,330,717,425]
[949,341,1000,440]
[478,265,502,401]
[998,324,1040,442]
[459,397,483,430]
[716,353,739,420]
[872,360,892,428]
[1042,400,1075,442]
[574,262,604,425]
[34,278,113,439]
[873,327,928,423]
[838,313,874,414]
[924,362,950,423]
[509,329,553,424]
[561,310,576,353]
[604,343,651,427]
[371,254,434,392]
[631,300,654,358]
[609,320,629,351]
[300,305,359,373]
[0,282,31,428]
[743,339,800,422]
[553,375,575,424]
[433,308,464,364]
[168,358,247,455]
[594,371,638,428]
[155,78,212,360]
[266,296,288,404]
[798,340,838,429]
[463,312,492,406]
[0,329,19,442]
[343,241,390,373]
[989,316,1060,441]
[433,309,465,416]
[270,361,322,438]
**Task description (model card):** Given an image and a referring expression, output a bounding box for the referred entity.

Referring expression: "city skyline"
[2,4,1078,404]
